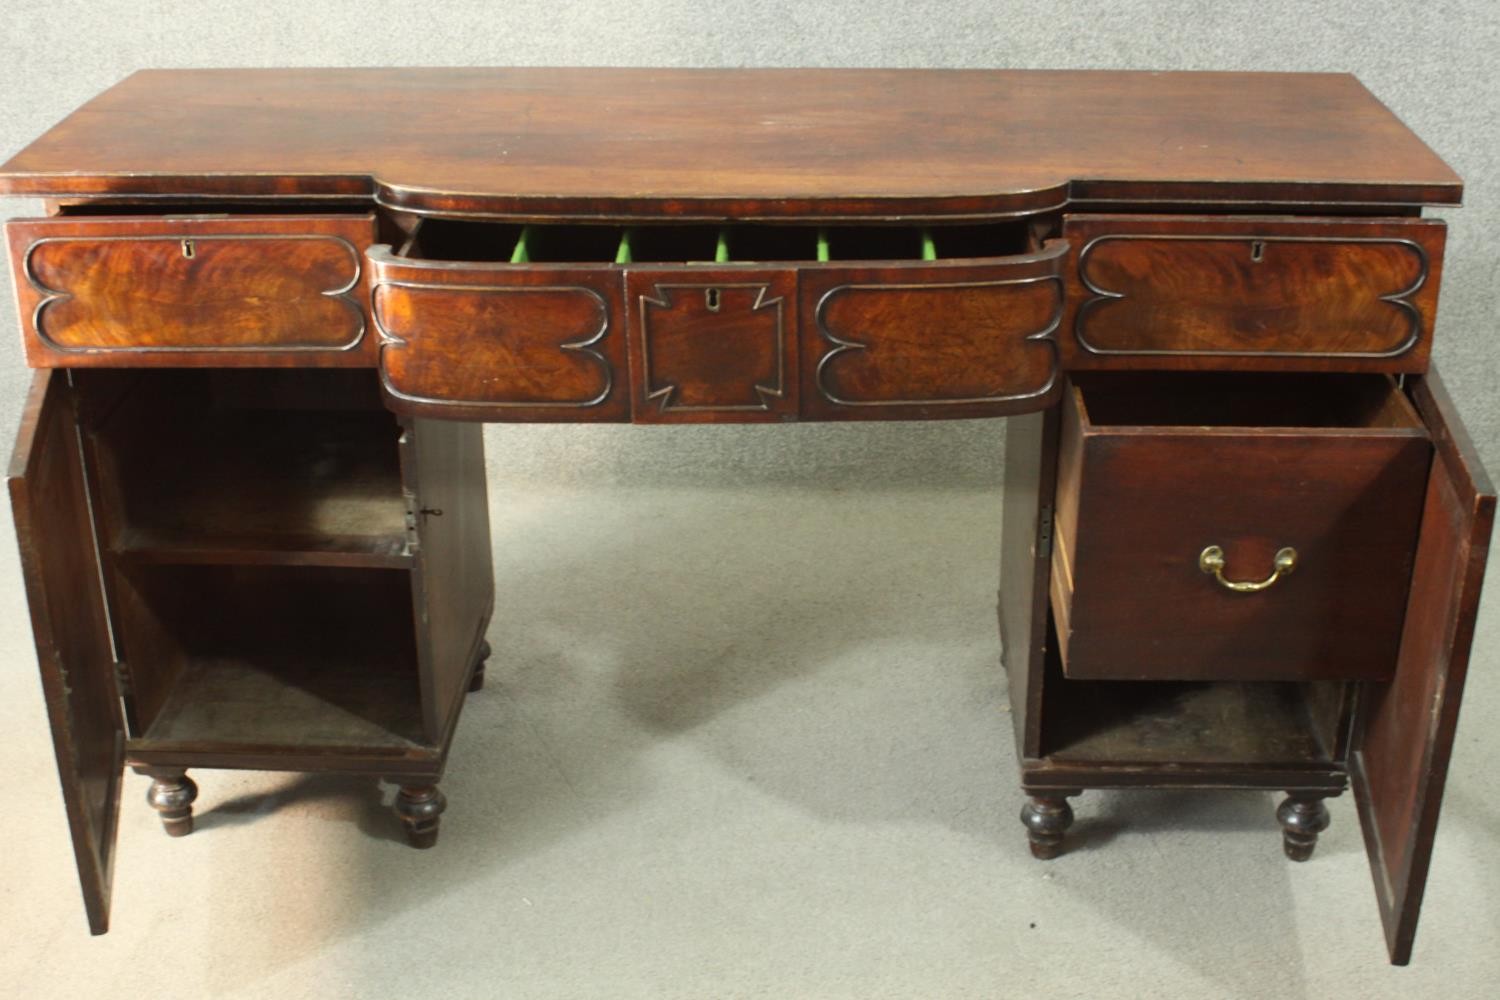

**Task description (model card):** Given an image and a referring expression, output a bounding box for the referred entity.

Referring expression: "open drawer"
[6,214,377,367]
[366,220,1068,422]
[1051,371,1433,682]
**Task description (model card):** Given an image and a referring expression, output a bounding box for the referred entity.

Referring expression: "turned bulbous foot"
[146,772,199,838]
[1021,792,1078,860]
[1277,794,1330,862]
[395,784,447,849]
[468,640,492,693]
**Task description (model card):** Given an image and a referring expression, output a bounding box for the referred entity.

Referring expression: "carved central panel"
[629,272,798,423]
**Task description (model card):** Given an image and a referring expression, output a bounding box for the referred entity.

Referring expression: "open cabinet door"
[7,370,124,935]
[1351,366,1496,965]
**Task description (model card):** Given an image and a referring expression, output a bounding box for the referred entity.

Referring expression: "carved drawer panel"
[1060,215,1446,372]
[370,254,628,423]
[1051,372,1432,683]
[6,215,376,367]
[799,237,1066,422]
[370,222,633,421]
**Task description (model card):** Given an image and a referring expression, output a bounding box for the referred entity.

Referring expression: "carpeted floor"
[0,485,1495,999]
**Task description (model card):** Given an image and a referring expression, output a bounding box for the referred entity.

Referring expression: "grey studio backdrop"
[0,4,1497,1000]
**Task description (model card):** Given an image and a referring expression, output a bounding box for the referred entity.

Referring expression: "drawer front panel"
[799,248,1067,421]
[1053,399,1431,683]
[7,215,376,366]
[369,250,629,422]
[1061,216,1446,372]
[626,267,798,423]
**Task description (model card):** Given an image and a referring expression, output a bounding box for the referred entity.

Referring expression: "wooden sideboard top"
[0,68,1461,219]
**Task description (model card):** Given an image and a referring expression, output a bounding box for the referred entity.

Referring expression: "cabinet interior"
[401,217,1035,265]
[80,368,409,568]
[72,369,430,752]
[1070,372,1425,430]
[123,564,426,749]
[1038,616,1351,765]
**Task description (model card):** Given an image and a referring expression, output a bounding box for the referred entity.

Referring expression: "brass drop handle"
[1198,545,1297,593]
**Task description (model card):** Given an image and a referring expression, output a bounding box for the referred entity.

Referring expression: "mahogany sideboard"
[0,68,1491,965]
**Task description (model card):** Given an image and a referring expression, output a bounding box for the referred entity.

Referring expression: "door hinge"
[402,487,421,553]
[403,490,444,554]
[113,659,133,699]
[1036,503,1054,560]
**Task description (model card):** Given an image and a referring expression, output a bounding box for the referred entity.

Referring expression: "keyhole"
[181,239,195,259]
[705,287,721,312]
[1250,240,1265,263]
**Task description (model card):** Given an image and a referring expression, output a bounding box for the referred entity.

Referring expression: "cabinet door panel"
[1350,366,1495,965]
[998,406,1059,761]
[7,370,124,934]
[400,418,494,744]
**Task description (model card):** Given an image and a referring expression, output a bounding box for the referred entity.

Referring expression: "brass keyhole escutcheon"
[1250,240,1265,263]
[705,287,721,312]
[181,239,195,259]
[1199,544,1297,593]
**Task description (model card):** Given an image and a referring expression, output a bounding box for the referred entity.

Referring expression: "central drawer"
[367,220,1067,423]
[1050,372,1432,683]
